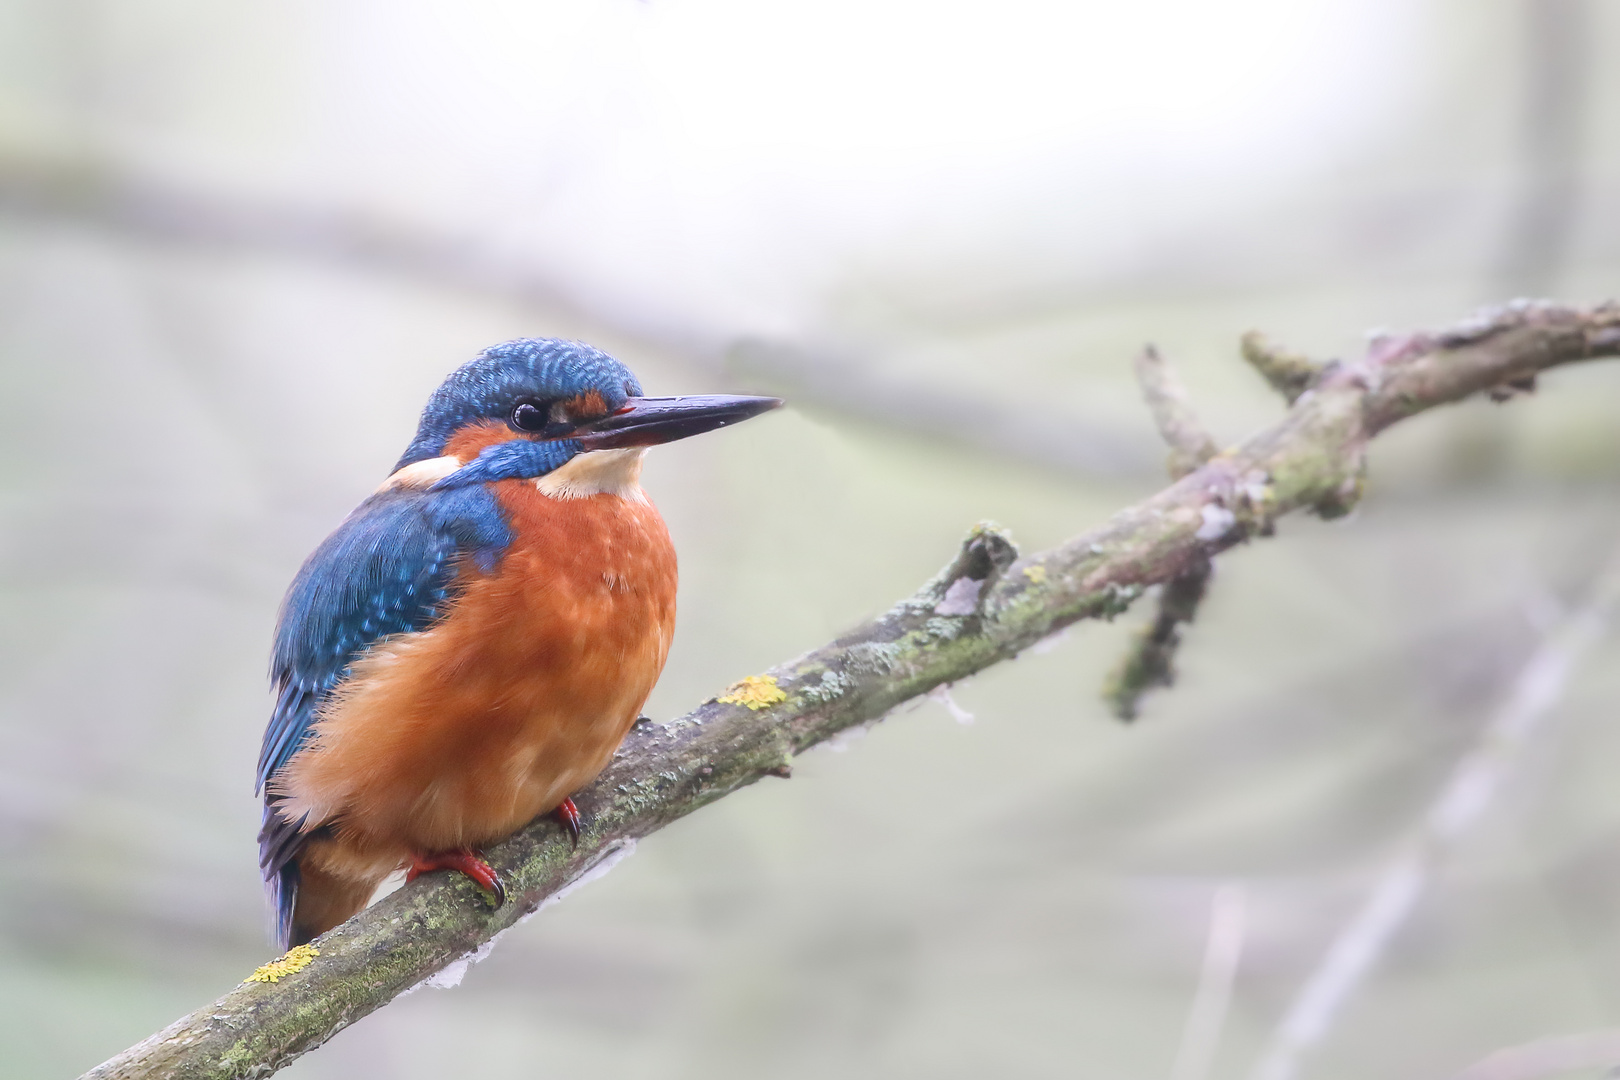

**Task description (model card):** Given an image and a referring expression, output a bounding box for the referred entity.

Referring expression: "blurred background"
[2,1,1620,1077]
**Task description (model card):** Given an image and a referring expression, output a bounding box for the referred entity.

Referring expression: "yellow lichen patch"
[1022,565,1047,585]
[718,674,788,711]
[246,944,319,984]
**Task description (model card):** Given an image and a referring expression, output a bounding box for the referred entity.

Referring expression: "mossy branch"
[83,299,1620,1080]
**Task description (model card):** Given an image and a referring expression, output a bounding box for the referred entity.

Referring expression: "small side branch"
[1103,558,1213,720]
[1135,344,1222,478]
[1105,346,1220,720]
[1241,331,1325,404]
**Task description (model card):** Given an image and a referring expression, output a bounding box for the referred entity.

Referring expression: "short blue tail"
[258,798,306,949]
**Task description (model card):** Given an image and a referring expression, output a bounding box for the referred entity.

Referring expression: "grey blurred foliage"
[2,2,1619,1079]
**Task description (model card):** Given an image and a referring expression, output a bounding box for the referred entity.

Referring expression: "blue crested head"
[396,338,644,469]
[385,337,783,489]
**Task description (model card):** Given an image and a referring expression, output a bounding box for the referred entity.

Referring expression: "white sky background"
[73,0,1429,342]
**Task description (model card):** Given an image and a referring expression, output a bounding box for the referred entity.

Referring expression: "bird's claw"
[406,848,506,908]
[555,797,582,850]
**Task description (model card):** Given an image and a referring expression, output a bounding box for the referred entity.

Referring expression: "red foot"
[406,849,506,907]
[554,797,582,849]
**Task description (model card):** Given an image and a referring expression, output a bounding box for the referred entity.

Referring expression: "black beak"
[573,395,783,450]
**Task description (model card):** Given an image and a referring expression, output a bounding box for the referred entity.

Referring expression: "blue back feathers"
[256,485,512,792]
[258,337,645,946]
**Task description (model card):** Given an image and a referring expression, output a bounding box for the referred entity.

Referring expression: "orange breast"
[276,480,677,859]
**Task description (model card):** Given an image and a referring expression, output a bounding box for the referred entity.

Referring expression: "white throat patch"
[536,448,648,502]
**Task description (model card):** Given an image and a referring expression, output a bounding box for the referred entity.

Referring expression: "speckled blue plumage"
[257,483,511,943]
[257,485,512,794]
[258,337,643,947]
[396,338,642,469]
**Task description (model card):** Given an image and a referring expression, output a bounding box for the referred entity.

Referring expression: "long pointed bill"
[573,395,783,450]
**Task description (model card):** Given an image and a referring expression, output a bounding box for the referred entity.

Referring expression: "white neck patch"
[536,448,649,502]
[377,454,463,492]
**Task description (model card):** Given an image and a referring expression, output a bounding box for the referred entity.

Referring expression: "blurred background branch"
[0,154,1159,481]
[1447,0,1594,486]
[1170,882,1248,1080]
[723,336,1160,478]
[0,154,615,334]
[1453,1029,1620,1080]
[1248,540,1620,1080]
[1493,0,1590,296]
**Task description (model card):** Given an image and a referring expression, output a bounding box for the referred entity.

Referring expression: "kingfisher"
[257,338,780,948]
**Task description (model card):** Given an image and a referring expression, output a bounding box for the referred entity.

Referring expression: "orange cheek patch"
[563,390,608,422]
[442,419,521,460]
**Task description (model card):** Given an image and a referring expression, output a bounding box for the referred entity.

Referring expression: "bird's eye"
[509,401,550,432]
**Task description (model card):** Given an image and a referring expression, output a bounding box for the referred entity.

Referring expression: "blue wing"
[257,484,513,791]
[257,482,511,944]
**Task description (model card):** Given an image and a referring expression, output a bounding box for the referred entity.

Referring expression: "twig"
[1134,344,1222,478]
[83,299,1620,1080]
[1241,331,1326,405]
[1170,883,1248,1080]
[1453,1030,1620,1080]
[1247,538,1620,1080]
[1104,345,1220,719]
[1103,557,1213,721]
